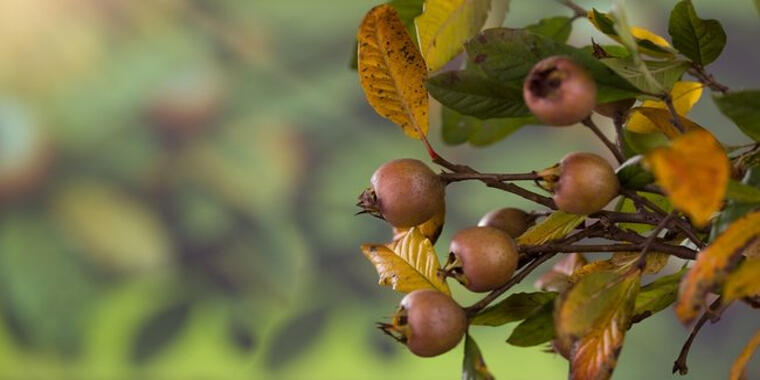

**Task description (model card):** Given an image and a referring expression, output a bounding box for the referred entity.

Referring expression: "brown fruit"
[359,159,445,228]
[477,207,533,238]
[552,152,620,215]
[594,98,635,119]
[523,56,597,126]
[448,226,519,292]
[383,289,467,357]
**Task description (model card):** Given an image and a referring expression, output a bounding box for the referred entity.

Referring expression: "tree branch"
[582,117,625,164]
[687,65,730,94]
[663,94,686,133]
[440,171,541,183]
[673,297,730,375]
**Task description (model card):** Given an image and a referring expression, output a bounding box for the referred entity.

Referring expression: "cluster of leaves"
[351,0,760,379]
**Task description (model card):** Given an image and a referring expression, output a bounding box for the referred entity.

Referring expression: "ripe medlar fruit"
[548,152,620,215]
[445,226,519,292]
[358,159,445,228]
[523,56,597,126]
[378,289,467,357]
[477,207,534,238]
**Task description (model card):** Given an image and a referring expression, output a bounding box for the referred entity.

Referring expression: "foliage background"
[0,0,758,378]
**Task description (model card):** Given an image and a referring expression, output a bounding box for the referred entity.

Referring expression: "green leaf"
[471,291,556,326]
[463,334,495,380]
[616,155,655,190]
[632,269,686,322]
[711,167,760,240]
[524,16,573,43]
[516,211,585,245]
[713,90,760,142]
[726,180,760,203]
[441,106,534,146]
[427,69,531,119]
[622,129,669,156]
[668,0,726,66]
[132,301,191,363]
[464,28,639,104]
[590,9,675,57]
[616,192,672,234]
[506,302,555,347]
[600,58,690,94]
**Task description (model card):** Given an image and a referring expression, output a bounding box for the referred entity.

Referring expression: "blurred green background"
[0,0,758,378]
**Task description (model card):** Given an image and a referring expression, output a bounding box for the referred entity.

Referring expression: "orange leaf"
[723,257,760,304]
[675,210,760,323]
[357,5,429,139]
[392,205,445,244]
[730,330,760,380]
[645,129,729,227]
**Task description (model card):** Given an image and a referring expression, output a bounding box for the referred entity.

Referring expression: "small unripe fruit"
[448,226,519,292]
[359,159,445,228]
[382,289,467,357]
[523,56,597,126]
[594,98,635,119]
[477,207,533,238]
[552,152,619,215]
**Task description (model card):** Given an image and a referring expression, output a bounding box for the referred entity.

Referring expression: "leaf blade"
[517,211,585,245]
[471,291,556,326]
[463,334,495,380]
[668,0,727,66]
[713,90,760,142]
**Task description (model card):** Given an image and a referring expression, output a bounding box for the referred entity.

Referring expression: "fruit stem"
[582,117,625,164]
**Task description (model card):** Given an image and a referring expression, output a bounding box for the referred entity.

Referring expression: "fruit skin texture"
[553,152,620,215]
[478,207,532,238]
[370,158,445,228]
[449,226,519,292]
[523,56,597,126]
[399,289,467,357]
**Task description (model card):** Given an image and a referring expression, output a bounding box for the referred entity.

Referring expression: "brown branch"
[687,65,729,94]
[557,0,587,18]
[440,171,541,183]
[634,212,675,269]
[663,95,686,133]
[582,117,625,164]
[673,297,730,375]
[519,241,696,260]
[612,114,627,158]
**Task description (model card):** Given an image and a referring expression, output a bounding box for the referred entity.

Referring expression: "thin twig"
[634,212,675,269]
[663,95,686,133]
[582,117,625,163]
[520,241,696,260]
[440,171,541,183]
[612,114,627,158]
[687,65,730,94]
[673,297,729,375]
[557,0,587,18]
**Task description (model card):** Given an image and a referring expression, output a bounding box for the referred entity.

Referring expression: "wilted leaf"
[713,90,760,142]
[463,334,495,380]
[507,302,555,347]
[556,271,641,380]
[517,211,585,245]
[587,9,674,58]
[362,227,451,294]
[676,210,760,323]
[668,0,726,66]
[633,268,686,322]
[525,16,573,43]
[349,0,424,70]
[471,291,556,326]
[426,69,531,119]
[392,205,445,244]
[600,58,689,95]
[415,0,492,71]
[730,330,760,380]
[723,258,760,303]
[358,5,429,139]
[440,106,534,146]
[627,81,703,134]
[645,129,729,227]
[535,253,588,293]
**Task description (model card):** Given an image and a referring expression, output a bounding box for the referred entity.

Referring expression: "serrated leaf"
[415,0,492,71]
[517,211,585,245]
[525,16,573,43]
[726,179,760,203]
[730,330,760,380]
[645,129,729,227]
[587,9,675,58]
[713,90,760,142]
[361,227,451,295]
[440,106,533,146]
[556,271,641,380]
[616,155,655,190]
[464,28,638,104]
[392,205,446,244]
[627,81,702,134]
[723,258,760,303]
[471,291,556,326]
[668,0,726,66]
[462,334,495,380]
[600,58,689,95]
[676,210,760,323]
[358,5,429,139]
[427,69,531,119]
[507,301,555,347]
[633,268,686,322]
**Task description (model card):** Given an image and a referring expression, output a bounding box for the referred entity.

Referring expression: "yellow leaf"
[675,211,760,323]
[630,26,671,48]
[730,330,760,380]
[610,251,670,274]
[630,107,704,138]
[361,227,450,295]
[414,0,491,72]
[517,211,585,245]
[645,129,729,227]
[627,81,703,133]
[392,205,445,244]
[587,10,673,58]
[358,5,429,139]
[723,257,760,303]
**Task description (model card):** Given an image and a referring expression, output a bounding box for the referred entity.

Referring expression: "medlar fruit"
[446,226,519,292]
[477,207,533,238]
[358,159,445,228]
[550,152,620,215]
[523,56,597,126]
[379,289,467,357]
